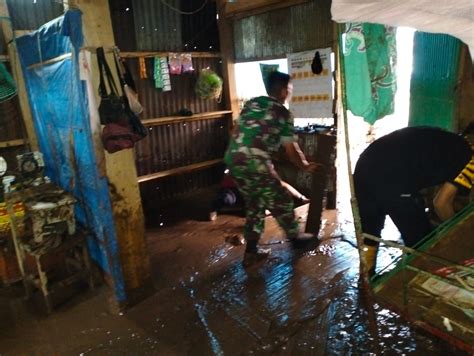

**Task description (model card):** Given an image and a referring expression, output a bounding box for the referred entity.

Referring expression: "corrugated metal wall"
[233,0,333,61]
[139,164,224,210]
[409,32,462,131]
[110,0,219,52]
[181,0,220,52]
[126,57,224,118]
[135,116,230,177]
[132,0,183,51]
[109,0,225,206]
[109,0,136,52]
[6,0,63,30]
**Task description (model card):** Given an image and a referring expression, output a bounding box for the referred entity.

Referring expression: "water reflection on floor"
[0,204,466,355]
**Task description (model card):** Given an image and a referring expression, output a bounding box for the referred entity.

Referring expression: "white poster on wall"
[287,48,333,118]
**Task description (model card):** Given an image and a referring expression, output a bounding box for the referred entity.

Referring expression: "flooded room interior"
[0,0,473,354]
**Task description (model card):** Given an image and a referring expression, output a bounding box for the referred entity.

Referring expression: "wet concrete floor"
[0,193,468,355]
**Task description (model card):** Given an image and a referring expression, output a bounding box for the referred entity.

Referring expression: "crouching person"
[354,125,474,276]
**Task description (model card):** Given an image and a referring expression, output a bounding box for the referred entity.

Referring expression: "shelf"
[0,138,26,148]
[121,51,221,59]
[138,158,223,183]
[142,110,232,127]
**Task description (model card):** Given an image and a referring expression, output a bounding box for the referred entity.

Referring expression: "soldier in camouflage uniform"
[224,71,319,266]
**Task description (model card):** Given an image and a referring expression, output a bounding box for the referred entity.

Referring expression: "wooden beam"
[120,51,221,59]
[142,110,232,127]
[75,0,151,309]
[217,1,240,121]
[138,159,223,183]
[13,30,33,37]
[225,0,308,20]
[0,138,26,148]
[27,53,72,70]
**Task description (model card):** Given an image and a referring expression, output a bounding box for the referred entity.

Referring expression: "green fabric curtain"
[342,23,397,124]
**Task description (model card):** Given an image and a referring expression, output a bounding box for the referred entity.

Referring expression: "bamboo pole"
[336,23,380,351]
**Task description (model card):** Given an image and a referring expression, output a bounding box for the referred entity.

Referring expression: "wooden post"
[216,0,240,121]
[71,0,152,306]
[0,0,38,150]
[336,23,380,352]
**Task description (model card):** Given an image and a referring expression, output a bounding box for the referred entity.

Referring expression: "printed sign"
[287,48,333,118]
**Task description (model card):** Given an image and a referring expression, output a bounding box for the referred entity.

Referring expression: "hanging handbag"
[102,121,141,154]
[97,47,126,125]
[113,48,147,140]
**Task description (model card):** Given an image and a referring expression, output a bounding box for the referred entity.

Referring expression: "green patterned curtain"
[342,23,397,124]
[0,62,16,102]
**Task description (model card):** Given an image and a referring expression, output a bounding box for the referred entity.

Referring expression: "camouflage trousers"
[226,157,299,242]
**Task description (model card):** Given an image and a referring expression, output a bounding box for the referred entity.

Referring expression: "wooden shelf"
[0,138,26,148]
[138,158,223,183]
[121,51,221,59]
[142,110,232,127]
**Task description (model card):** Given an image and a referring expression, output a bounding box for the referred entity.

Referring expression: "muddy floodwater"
[0,201,468,355]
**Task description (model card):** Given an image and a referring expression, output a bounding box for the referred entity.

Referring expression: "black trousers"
[356,189,433,248]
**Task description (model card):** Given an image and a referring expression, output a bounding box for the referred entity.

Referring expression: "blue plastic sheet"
[15,10,126,303]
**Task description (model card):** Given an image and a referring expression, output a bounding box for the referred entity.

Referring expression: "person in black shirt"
[353,125,474,275]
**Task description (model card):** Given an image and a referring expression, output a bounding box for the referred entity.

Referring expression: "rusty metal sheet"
[233,0,333,62]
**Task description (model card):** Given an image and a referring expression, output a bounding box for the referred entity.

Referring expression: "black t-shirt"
[354,127,473,196]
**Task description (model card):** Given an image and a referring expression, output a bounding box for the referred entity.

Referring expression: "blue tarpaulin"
[15,10,126,303]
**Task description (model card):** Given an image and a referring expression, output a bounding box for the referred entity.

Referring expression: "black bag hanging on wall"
[112,47,147,139]
[96,47,126,125]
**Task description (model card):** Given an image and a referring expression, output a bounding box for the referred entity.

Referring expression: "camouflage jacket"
[224,96,295,165]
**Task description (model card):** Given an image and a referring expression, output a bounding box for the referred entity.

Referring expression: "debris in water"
[225,234,245,246]
[442,317,453,332]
